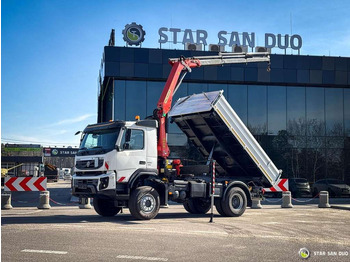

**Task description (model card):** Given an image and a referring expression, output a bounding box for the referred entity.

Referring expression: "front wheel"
[129,186,160,220]
[221,187,247,217]
[93,198,121,217]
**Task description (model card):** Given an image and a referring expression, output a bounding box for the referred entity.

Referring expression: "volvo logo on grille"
[86,161,91,168]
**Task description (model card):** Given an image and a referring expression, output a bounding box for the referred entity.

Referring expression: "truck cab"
[72,120,158,200]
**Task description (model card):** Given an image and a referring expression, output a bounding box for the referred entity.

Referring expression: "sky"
[1,0,350,147]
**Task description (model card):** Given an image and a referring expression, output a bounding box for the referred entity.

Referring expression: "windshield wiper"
[92,146,103,149]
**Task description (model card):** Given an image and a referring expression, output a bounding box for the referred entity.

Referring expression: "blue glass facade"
[98,46,350,184]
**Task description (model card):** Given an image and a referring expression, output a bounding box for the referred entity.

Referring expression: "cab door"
[115,128,147,182]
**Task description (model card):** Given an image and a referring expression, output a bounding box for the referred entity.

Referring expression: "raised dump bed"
[169,90,281,188]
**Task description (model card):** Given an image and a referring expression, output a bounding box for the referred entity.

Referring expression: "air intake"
[185,43,203,51]
[255,46,271,53]
[233,45,248,53]
[209,44,225,52]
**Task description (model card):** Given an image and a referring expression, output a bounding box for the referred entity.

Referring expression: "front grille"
[76,159,104,170]
[75,171,106,176]
[76,179,98,186]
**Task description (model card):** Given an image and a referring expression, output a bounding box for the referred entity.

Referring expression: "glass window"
[345,89,350,136]
[203,67,217,80]
[268,86,286,135]
[120,129,144,150]
[307,148,326,182]
[125,81,146,120]
[270,68,284,83]
[322,71,335,85]
[248,85,267,134]
[310,70,322,84]
[228,84,247,124]
[244,68,258,82]
[208,83,227,94]
[188,83,207,95]
[287,86,306,136]
[297,70,309,84]
[283,56,297,69]
[306,87,325,136]
[114,80,126,121]
[325,88,343,136]
[230,67,244,81]
[146,81,164,116]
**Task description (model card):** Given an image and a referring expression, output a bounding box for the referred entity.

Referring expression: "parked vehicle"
[71,52,283,220]
[59,168,72,180]
[44,164,58,182]
[312,179,350,197]
[289,178,311,197]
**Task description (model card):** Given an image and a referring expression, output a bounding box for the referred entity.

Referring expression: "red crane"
[156,52,271,168]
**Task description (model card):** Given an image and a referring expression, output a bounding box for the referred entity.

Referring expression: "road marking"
[21,249,68,255]
[117,255,168,261]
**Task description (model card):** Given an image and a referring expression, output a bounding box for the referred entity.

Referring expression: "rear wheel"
[183,198,211,214]
[222,187,247,217]
[93,198,121,217]
[214,199,227,216]
[129,186,160,220]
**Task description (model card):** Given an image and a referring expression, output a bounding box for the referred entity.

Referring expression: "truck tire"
[93,198,121,217]
[129,186,160,220]
[183,198,211,214]
[214,199,227,216]
[222,187,247,217]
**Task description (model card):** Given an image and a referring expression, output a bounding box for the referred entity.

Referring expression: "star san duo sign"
[122,22,302,51]
[158,27,302,51]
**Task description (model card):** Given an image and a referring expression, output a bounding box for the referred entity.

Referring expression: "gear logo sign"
[122,22,145,46]
[52,149,58,156]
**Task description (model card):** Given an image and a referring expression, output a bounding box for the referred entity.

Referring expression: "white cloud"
[47,114,97,127]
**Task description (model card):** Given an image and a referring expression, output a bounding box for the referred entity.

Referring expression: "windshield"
[78,128,121,155]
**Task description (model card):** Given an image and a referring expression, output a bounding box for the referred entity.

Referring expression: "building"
[97,45,350,184]
[1,144,43,177]
[1,144,78,177]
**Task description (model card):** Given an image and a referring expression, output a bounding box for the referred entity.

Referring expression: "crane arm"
[156,52,270,160]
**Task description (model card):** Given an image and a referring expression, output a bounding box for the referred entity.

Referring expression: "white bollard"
[79,197,92,209]
[281,191,293,208]
[1,193,13,210]
[37,191,51,209]
[251,198,263,209]
[318,191,331,208]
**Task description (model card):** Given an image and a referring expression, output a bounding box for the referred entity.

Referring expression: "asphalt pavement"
[1,180,350,262]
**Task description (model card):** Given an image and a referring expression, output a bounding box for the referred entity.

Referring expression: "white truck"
[72,52,282,219]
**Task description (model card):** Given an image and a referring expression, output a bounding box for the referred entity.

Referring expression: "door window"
[121,129,144,150]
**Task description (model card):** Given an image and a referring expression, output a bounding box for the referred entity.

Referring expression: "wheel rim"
[231,193,243,211]
[140,194,155,213]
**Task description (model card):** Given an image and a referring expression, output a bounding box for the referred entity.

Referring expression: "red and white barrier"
[263,178,288,193]
[4,177,47,192]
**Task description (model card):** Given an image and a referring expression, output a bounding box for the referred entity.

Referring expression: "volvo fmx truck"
[72,52,282,220]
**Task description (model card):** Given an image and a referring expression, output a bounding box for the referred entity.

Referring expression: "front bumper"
[72,172,116,198]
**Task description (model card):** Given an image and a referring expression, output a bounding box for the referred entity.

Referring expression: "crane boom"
[156,52,270,162]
